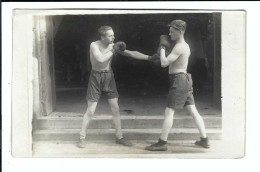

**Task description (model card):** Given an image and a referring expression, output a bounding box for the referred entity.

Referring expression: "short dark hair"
[168,20,187,32]
[98,26,113,37]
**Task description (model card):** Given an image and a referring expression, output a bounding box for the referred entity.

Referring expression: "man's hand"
[113,41,127,52]
[90,42,115,63]
[106,43,117,55]
[148,53,160,62]
[159,35,172,49]
[157,35,174,57]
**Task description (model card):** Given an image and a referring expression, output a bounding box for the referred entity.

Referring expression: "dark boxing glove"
[148,53,160,62]
[159,35,172,49]
[157,35,174,56]
[113,41,127,52]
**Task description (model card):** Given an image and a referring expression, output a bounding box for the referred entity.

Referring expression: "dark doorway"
[53,13,221,114]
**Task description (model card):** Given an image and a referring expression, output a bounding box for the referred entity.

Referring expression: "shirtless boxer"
[116,20,210,151]
[77,26,132,148]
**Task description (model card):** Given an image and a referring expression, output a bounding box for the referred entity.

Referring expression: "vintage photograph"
[11,9,245,158]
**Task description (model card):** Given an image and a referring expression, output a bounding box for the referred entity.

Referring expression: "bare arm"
[160,45,181,68]
[117,50,149,60]
[91,43,115,63]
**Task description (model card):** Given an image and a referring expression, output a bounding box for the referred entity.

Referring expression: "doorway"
[52,13,221,116]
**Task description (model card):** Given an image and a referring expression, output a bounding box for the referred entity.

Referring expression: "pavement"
[32,140,233,158]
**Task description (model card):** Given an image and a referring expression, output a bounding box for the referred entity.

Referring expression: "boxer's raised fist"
[148,53,160,62]
[159,35,173,49]
[113,41,127,52]
[156,35,174,56]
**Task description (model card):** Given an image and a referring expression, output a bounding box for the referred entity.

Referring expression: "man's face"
[101,29,115,44]
[169,27,181,41]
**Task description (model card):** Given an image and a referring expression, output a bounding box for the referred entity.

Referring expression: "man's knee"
[86,101,97,117]
[86,108,95,117]
[186,105,200,117]
[164,107,175,118]
[111,105,120,114]
[186,105,195,111]
[108,99,120,114]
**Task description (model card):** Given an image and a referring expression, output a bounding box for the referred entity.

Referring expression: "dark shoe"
[195,137,210,148]
[116,138,133,147]
[145,139,168,151]
[76,139,86,148]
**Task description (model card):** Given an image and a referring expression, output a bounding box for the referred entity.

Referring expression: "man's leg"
[160,107,175,141]
[108,98,133,146]
[107,98,123,139]
[186,105,206,138]
[145,107,175,151]
[186,105,210,148]
[77,101,98,148]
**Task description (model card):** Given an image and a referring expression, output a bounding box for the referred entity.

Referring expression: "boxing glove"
[148,53,160,62]
[157,35,174,56]
[113,41,127,52]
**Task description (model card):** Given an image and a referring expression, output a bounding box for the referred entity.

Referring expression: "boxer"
[116,20,210,151]
[77,26,133,148]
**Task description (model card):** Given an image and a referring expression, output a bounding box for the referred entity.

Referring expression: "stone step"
[35,115,221,129]
[33,128,222,141]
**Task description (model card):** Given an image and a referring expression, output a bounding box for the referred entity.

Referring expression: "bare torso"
[90,40,114,71]
[168,42,190,74]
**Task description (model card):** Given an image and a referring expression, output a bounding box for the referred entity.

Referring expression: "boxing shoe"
[195,137,210,149]
[116,137,133,147]
[76,139,86,148]
[145,139,168,151]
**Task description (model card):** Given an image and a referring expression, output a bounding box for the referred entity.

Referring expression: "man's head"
[167,20,186,41]
[98,26,115,44]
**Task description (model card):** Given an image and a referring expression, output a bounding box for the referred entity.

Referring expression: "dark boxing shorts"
[86,70,119,102]
[167,73,195,109]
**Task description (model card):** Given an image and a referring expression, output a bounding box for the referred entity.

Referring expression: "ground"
[33,88,222,158]
[33,140,230,158]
